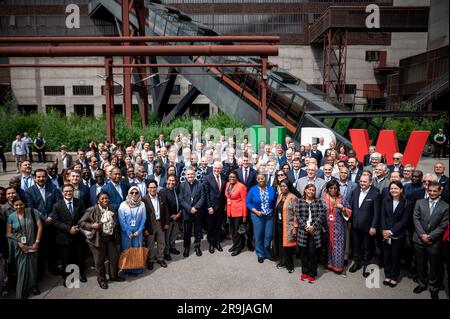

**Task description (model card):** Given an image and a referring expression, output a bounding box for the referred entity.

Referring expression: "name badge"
[329,214,334,221]
[130,220,136,227]
[20,236,27,244]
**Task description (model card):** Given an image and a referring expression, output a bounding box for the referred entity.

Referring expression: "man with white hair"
[285,149,294,169]
[434,162,448,187]
[261,144,272,163]
[388,152,404,174]
[222,148,239,181]
[283,136,292,151]
[266,160,277,187]
[364,152,382,174]
[402,164,414,185]
[203,161,226,253]
[373,163,390,192]
[295,164,326,199]
[364,145,377,166]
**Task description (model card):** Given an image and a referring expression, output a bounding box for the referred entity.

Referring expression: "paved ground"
[1,157,448,299]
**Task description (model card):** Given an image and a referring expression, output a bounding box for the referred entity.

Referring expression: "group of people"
[0,133,448,299]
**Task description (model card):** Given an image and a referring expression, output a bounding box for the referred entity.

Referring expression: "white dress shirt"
[150,195,160,220]
[358,188,370,208]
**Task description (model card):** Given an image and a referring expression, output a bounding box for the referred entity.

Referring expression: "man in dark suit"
[24,168,62,280]
[310,143,323,165]
[88,156,99,180]
[198,157,213,182]
[163,151,184,178]
[50,184,87,286]
[81,167,94,189]
[348,174,381,277]
[142,180,170,270]
[322,164,338,183]
[236,155,256,251]
[203,162,226,253]
[89,169,106,207]
[74,149,89,169]
[434,162,448,188]
[46,162,61,189]
[412,181,449,299]
[286,158,306,184]
[148,161,166,189]
[387,152,404,175]
[179,167,205,257]
[363,145,376,167]
[101,167,129,211]
[68,169,90,208]
[347,157,363,184]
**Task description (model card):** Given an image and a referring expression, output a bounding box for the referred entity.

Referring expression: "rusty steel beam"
[104,57,116,143]
[0,36,280,43]
[0,63,270,68]
[122,0,132,127]
[0,45,279,57]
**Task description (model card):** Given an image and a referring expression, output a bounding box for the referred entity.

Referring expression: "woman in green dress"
[6,198,42,299]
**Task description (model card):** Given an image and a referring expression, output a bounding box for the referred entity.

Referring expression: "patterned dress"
[322,195,351,273]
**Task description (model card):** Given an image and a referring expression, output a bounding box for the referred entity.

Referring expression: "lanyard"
[16,212,27,235]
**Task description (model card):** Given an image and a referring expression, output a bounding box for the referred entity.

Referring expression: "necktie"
[430,201,436,216]
[216,175,221,191]
[68,201,73,217]
[244,169,248,184]
[24,177,29,189]
[174,189,179,213]
[295,171,298,180]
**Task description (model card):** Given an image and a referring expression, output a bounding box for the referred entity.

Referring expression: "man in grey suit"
[295,163,326,199]
[413,181,449,299]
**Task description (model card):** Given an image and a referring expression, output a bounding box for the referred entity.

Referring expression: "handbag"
[118,238,149,270]
[80,228,96,240]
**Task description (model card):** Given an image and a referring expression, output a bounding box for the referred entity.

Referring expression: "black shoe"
[110,276,125,282]
[31,287,41,296]
[258,257,264,263]
[164,254,172,261]
[413,285,427,294]
[157,260,168,268]
[209,245,215,254]
[195,247,202,256]
[287,268,295,274]
[183,248,190,257]
[228,246,235,253]
[147,262,154,270]
[247,244,255,252]
[269,256,277,262]
[170,248,181,255]
[362,266,370,278]
[99,281,108,289]
[79,275,87,283]
[349,263,362,273]
[430,291,439,300]
[215,243,223,252]
[276,263,286,269]
[231,250,241,256]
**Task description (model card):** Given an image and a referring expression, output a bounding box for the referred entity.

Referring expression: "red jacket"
[444,225,449,242]
[225,181,248,218]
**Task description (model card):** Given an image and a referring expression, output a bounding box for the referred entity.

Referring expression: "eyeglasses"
[277,174,285,177]
[393,158,400,160]
[130,191,139,194]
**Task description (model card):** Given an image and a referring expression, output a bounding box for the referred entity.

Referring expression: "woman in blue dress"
[118,186,147,276]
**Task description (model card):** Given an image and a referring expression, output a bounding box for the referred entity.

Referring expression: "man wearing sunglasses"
[388,153,404,175]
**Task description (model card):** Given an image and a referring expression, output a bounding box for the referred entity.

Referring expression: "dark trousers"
[89,236,119,283]
[229,216,245,251]
[26,146,33,162]
[0,152,6,171]
[352,228,374,266]
[37,224,58,281]
[184,212,203,249]
[300,234,318,278]
[383,238,404,281]
[444,240,449,282]
[246,209,254,247]
[206,209,222,245]
[275,222,294,270]
[415,241,444,292]
[36,148,46,162]
[59,241,86,280]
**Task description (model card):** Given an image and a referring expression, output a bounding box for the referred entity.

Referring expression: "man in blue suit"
[101,167,129,211]
[25,168,62,280]
[348,157,363,184]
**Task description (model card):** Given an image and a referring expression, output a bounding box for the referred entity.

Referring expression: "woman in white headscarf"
[118,186,147,276]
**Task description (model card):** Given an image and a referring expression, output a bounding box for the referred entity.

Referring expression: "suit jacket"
[363,154,371,167]
[266,174,277,188]
[24,183,62,218]
[236,167,257,190]
[349,185,381,232]
[54,153,73,175]
[203,173,226,212]
[51,198,85,245]
[142,194,169,234]
[148,174,167,188]
[287,169,307,184]
[72,183,90,208]
[413,198,449,245]
[380,198,413,239]
[339,179,358,204]
[101,181,130,211]
[387,164,404,175]
[89,183,106,207]
[349,168,363,184]
[276,155,287,168]
[179,180,205,220]
[163,162,185,178]
[310,150,323,164]
[78,204,119,247]
[438,175,449,187]
[74,158,89,169]
[224,182,248,218]
[295,176,326,199]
